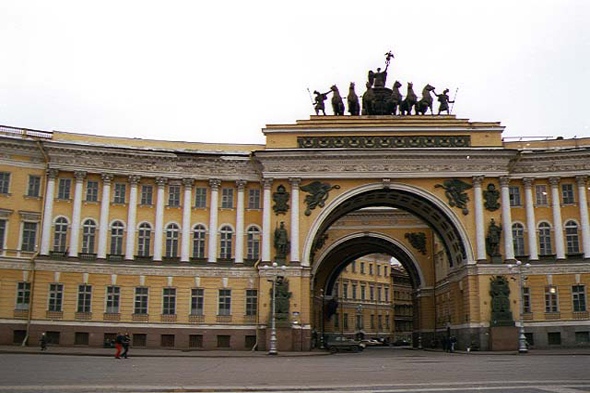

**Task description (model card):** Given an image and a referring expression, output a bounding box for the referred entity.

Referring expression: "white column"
[290,178,301,263]
[523,178,539,261]
[576,176,590,258]
[473,176,486,261]
[500,176,515,261]
[68,171,86,257]
[180,178,194,262]
[124,175,140,260]
[40,169,59,255]
[153,177,167,262]
[262,178,273,263]
[549,177,566,259]
[207,179,221,263]
[235,180,246,263]
[97,173,113,259]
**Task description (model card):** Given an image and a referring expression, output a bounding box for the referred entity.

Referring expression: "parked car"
[360,339,381,346]
[393,338,411,346]
[326,335,365,353]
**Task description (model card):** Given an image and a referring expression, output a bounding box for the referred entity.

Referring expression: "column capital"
[101,173,114,184]
[263,178,273,189]
[182,178,195,187]
[472,176,485,187]
[209,178,221,190]
[236,180,247,190]
[74,171,87,182]
[289,178,301,188]
[47,169,60,179]
[499,176,510,187]
[549,177,561,187]
[522,177,534,188]
[576,175,588,187]
[128,175,141,185]
[156,177,168,187]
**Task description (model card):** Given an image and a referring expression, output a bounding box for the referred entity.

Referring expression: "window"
[385,314,390,329]
[86,181,99,202]
[545,286,558,313]
[246,226,260,260]
[369,264,373,275]
[77,285,92,313]
[140,185,153,205]
[81,219,96,254]
[0,219,6,251]
[0,172,10,194]
[53,217,68,252]
[334,313,339,328]
[219,225,233,259]
[48,284,63,312]
[106,286,120,313]
[217,335,230,348]
[137,223,152,257]
[384,286,389,302]
[168,184,181,207]
[161,334,175,347]
[134,287,148,314]
[194,187,207,208]
[378,314,383,329]
[377,286,382,302]
[246,289,257,316]
[165,223,179,258]
[218,289,231,316]
[565,221,580,254]
[27,175,41,197]
[191,288,204,316]
[561,184,575,204]
[110,221,124,255]
[343,313,349,329]
[343,283,348,299]
[377,265,381,276]
[575,331,590,344]
[352,284,357,300]
[162,288,176,315]
[356,314,363,329]
[333,283,340,298]
[573,285,586,312]
[538,222,552,255]
[113,183,126,204]
[189,335,203,348]
[370,314,375,329]
[512,223,525,256]
[535,185,548,206]
[509,186,521,206]
[16,282,31,310]
[74,332,89,346]
[192,224,206,258]
[548,332,561,345]
[248,189,261,209]
[351,261,356,272]
[221,188,234,208]
[384,266,388,276]
[369,286,374,301]
[57,178,71,200]
[523,287,531,313]
[360,262,365,274]
[21,222,37,252]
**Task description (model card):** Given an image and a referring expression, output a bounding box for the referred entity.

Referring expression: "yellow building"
[0,115,589,351]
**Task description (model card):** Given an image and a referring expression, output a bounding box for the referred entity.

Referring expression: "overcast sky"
[1,1,589,145]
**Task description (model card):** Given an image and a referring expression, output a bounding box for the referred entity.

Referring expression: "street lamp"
[508,260,530,354]
[264,262,286,355]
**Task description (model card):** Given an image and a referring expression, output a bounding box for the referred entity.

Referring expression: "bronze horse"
[347,82,360,116]
[416,84,436,115]
[330,85,345,116]
[387,80,403,115]
[400,82,417,115]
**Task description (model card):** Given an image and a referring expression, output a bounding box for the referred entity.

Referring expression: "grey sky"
[1,0,588,144]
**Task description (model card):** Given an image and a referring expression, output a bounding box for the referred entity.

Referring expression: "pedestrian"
[39,332,48,351]
[121,332,131,359]
[114,332,125,359]
[450,336,457,353]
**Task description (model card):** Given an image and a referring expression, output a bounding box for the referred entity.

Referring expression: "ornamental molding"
[297,135,471,149]
[467,263,590,276]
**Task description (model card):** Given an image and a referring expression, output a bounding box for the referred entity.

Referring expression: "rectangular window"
[57,178,71,200]
[218,289,231,316]
[509,186,521,206]
[77,284,92,313]
[86,181,99,202]
[0,219,6,251]
[248,189,261,209]
[16,282,31,310]
[74,332,89,346]
[133,334,147,347]
[217,335,230,348]
[361,285,366,300]
[221,188,234,208]
[194,187,207,208]
[378,314,383,329]
[113,183,126,204]
[377,265,381,276]
[352,284,357,300]
[351,261,356,272]
[343,283,348,300]
[189,334,203,348]
[523,287,531,313]
[377,286,382,302]
[21,222,37,252]
[333,283,339,298]
[535,185,548,206]
[168,185,181,207]
[384,286,389,302]
[162,288,176,315]
[547,332,561,345]
[369,286,374,301]
[161,334,175,347]
[0,172,10,194]
[191,288,204,316]
[384,266,388,277]
[134,287,148,314]
[27,175,41,197]
[246,289,257,316]
[575,331,590,344]
[370,314,375,329]
[356,314,363,329]
[343,313,349,329]
[245,335,256,350]
[140,185,153,205]
[573,285,587,312]
[48,284,63,312]
[545,286,558,313]
[369,264,373,275]
[360,262,365,274]
[562,184,575,204]
[334,313,339,328]
[106,286,120,313]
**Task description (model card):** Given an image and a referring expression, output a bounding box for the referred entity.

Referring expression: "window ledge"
[55,198,71,202]
[110,202,127,206]
[161,314,177,323]
[24,195,41,200]
[166,205,181,209]
[132,313,149,322]
[0,193,13,197]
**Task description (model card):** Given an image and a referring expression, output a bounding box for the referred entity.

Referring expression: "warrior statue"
[313,90,331,116]
[434,88,455,115]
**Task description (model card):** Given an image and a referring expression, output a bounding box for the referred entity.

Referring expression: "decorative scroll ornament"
[404,232,427,255]
[300,181,341,216]
[483,183,500,211]
[434,179,473,215]
[272,185,290,215]
[489,276,514,327]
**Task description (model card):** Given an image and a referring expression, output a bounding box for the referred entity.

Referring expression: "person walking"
[121,332,131,359]
[39,332,48,351]
[114,332,125,359]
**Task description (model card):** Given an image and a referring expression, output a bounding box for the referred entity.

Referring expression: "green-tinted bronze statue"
[489,276,514,327]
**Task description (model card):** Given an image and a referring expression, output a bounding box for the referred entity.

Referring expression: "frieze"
[297,135,471,149]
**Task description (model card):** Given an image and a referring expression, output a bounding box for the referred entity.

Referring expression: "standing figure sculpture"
[313,90,331,116]
[274,221,290,263]
[400,82,417,115]
[416,84,436,115]
[330,85,345,116]
[486,218,503,260]
[434,88,455,115]
[347,82,360,116]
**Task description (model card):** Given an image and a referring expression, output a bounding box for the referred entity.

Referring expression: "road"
[0,348,589,392]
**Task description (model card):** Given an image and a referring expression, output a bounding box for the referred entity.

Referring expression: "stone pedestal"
[489,326,518,351]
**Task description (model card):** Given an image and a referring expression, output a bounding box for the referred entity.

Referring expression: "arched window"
[137,223,152,257]
[82,219,96,254]
[247,226,260,260]
[165,223,179,258]
[512,223,525,256]
[538,222,552,256]
[192,224,206,259]
[53,217,68,252]
[565,220,580,254]
[110,221,124,255]
[220,225,233,259]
